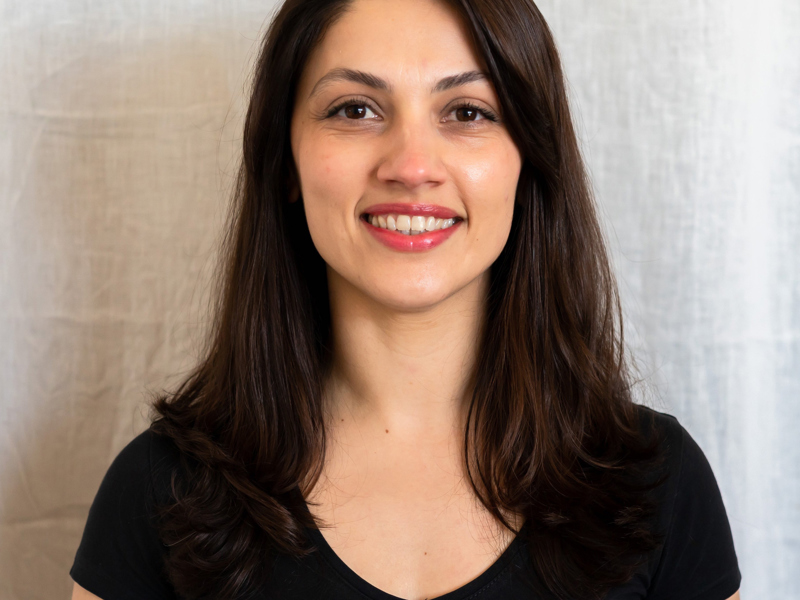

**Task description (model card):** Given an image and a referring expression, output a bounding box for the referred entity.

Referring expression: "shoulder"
[631,404,715,526]
[79,426,185,535]
[630,405,742,599]
[632,404,722,504]
[70,428,185,599]
[632,404,696,490]
[114,426,183,469]
[100,428,184,503]
[632,403,683,448]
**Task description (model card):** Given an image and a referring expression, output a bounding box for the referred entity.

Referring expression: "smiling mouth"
[361,213,463,235]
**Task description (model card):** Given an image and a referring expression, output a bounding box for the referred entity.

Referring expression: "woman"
[70,0,742,599]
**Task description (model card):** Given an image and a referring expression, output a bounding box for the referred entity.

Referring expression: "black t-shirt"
[70,406,741,600]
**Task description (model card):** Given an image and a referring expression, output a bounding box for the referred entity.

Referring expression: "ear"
[287,163,301,203]
[288,183,300,203]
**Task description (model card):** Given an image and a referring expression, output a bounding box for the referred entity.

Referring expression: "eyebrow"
[307,68,488,98]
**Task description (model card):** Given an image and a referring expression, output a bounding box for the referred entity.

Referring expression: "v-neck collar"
[305,523,527,600]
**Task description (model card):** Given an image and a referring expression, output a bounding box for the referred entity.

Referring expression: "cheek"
[457,141,521,232]
[293,137,372,265]
[296,142,362,224]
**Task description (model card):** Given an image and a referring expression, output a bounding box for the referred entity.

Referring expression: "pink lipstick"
[361,204,463,252]
[364,203,460,219]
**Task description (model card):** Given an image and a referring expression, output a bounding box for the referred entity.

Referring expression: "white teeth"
[410,216,427,232]
[366,213,459,234]
[395,214,411,232]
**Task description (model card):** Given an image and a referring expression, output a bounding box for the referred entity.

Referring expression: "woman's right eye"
[329,102,378,120]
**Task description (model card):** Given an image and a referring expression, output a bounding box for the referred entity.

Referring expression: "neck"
[325,268,488,441]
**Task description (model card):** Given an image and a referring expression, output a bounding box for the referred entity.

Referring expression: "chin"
[362,275,477,313]
[326,258,488,313]
[374,291,451,312]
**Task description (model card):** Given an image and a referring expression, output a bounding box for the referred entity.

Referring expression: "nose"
[375,119,447,191]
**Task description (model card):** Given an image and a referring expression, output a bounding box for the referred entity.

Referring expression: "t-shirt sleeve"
[646,418,741,600]
[70,430,179,600]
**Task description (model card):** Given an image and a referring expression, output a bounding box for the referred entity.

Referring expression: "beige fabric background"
[1,1,797,599]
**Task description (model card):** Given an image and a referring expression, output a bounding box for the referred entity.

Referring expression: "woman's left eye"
[445,104,498,124]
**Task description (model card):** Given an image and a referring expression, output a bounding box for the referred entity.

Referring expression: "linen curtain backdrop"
[1,1,797,598]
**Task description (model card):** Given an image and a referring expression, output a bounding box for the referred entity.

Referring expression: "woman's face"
[291,0,522,311]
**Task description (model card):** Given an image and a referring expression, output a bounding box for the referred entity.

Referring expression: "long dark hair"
[151,0,667,598]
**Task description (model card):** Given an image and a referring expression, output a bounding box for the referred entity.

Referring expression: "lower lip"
[363,218,462,252]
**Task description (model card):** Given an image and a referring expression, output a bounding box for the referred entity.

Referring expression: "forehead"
[298,0,485,96]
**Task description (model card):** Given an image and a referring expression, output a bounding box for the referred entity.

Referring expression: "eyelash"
[324,97,499,124]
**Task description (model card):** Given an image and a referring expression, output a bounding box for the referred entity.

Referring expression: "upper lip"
[362,203,461,220]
